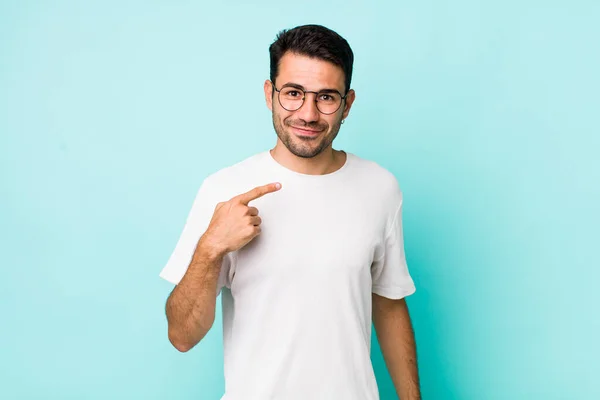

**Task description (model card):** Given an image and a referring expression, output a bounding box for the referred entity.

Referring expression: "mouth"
[290,126,323,138]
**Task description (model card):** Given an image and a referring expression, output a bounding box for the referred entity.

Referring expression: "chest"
[229,190,386,294]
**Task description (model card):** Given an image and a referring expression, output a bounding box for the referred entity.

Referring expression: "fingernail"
[275,183,281,189]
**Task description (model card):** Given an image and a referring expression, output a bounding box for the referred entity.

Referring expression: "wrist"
[196,234,227,262]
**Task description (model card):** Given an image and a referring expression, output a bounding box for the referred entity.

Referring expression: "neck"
[270,141,345,175]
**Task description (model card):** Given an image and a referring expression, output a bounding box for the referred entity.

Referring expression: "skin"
[165,50,420,399]
[264,52,356,175]
[373,294,421,399]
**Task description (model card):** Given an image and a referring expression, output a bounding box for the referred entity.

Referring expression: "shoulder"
[198,151,268,198]
[345,152,405,234]
[347,153,403,203]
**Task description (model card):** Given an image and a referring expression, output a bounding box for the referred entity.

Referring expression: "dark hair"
[269,24,354,94]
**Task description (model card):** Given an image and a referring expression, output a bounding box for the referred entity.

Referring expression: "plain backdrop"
[1,1,599,399]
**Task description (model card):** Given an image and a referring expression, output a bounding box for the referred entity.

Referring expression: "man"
[159,24,421,400]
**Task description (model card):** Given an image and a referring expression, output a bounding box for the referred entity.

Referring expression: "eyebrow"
[280,82,342,94]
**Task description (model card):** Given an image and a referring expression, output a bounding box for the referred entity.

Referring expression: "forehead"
[276,52,345,92]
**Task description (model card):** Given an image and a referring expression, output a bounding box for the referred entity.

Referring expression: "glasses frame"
[271,82,348,115]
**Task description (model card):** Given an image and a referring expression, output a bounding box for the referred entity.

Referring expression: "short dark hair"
[269,24,354,94]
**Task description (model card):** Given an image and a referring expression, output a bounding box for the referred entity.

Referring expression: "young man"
[160,24,421,400]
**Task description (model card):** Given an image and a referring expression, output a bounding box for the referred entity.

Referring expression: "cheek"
[324,116,340,130]
[273,108,290,127]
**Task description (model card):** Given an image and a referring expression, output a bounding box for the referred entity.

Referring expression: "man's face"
[264,52,356,158]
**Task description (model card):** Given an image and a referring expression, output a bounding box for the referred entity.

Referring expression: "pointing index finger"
[236,182,282,205]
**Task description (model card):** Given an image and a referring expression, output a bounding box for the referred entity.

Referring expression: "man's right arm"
[165,236,225,352]
[162,181,282,352]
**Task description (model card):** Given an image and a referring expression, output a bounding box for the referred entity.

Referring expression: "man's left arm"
[372,293,421,400]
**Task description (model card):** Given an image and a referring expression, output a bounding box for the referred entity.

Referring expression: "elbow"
[168,330,196,353]
[167,320,214,353]
[171,339,194,353]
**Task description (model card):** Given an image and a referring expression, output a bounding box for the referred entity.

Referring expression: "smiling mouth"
[291,126,323,136]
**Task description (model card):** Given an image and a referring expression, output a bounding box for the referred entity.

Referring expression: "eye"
[319,94,333,101]
[283,89,302,98]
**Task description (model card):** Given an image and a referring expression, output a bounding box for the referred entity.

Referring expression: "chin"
[288,139,329,158]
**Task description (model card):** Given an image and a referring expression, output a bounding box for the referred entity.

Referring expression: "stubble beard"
[271,110,343,159]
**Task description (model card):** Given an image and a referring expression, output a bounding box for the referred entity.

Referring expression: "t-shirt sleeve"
[371,196,416,300]
[159,178,232,295]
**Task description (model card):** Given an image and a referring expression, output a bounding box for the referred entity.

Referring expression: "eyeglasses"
[271,82,347,115]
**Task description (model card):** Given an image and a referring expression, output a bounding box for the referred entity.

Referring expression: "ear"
[341,89,356,120]
[264,80,274,111]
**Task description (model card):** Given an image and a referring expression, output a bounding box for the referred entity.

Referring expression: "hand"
[201,182,282,255]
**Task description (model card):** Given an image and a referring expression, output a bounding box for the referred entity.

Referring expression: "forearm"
[165,237,224,352]
[373,295,421,399]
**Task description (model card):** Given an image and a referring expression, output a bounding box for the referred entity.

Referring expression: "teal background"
[1,0,598,399]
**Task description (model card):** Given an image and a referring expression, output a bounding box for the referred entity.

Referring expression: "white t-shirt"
[159,150,416,400]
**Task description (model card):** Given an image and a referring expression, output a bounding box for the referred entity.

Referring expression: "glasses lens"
[279,87,304,111]
[316,92,342,114]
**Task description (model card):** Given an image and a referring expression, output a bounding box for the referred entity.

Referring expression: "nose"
[295,92,320,123]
